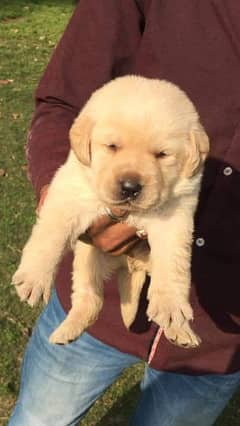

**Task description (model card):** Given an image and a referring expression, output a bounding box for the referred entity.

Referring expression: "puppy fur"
[12,76,209,348]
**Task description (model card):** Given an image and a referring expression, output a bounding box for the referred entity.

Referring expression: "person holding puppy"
[9,1,240,425]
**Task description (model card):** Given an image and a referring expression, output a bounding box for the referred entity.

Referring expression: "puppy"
[12,76,209,348]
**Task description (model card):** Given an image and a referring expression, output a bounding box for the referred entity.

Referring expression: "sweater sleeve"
[26,0,143,199]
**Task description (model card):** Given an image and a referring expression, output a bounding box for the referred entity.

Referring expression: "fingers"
[87,214,120,236]
[91,222,139,254]
[79,213,149,256]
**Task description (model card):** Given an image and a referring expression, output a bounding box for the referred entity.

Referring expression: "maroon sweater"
[27,0,240,374]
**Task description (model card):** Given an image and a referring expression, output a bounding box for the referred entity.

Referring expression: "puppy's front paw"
[147,291,200,348]
[147,292,193,329]
[12,268,53,306]
[164,320,201,348]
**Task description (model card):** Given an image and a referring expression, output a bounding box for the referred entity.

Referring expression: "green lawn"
[0,1,239,424]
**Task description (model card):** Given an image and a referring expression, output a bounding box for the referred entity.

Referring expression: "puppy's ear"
[70,113,94,166]
[183,124,209,177]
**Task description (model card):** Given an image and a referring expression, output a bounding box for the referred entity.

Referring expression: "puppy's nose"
[120,179,142,199]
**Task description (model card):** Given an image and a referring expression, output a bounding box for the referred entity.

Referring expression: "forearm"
[27,102,76,199]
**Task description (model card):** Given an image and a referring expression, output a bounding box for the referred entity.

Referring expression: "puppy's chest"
[126,211,162,233]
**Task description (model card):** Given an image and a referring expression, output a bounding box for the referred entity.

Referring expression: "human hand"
[80,208,149,257]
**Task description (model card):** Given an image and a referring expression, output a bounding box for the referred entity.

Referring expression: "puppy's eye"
[155,151,168,159]
[107,143,118,152]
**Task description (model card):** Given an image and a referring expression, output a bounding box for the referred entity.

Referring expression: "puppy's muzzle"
[119,178,142,200]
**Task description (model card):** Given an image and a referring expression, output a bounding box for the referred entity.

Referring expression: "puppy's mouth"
[102,193,161,212]
[102,196,136,211]
[99,176,164,211]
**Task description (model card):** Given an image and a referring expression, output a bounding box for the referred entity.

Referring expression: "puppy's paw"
[164,320,201,348]
[147,292,193,329]
[12,268,53,306]
[49,319,86,345]
[49,298,102,344]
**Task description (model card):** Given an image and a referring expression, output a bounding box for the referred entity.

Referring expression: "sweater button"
[196,237,205,247]
[223,166,233,176]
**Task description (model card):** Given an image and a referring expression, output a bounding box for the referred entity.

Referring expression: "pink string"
[148,327,163,364]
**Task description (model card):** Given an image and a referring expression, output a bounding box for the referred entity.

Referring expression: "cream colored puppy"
[12,76,209,348]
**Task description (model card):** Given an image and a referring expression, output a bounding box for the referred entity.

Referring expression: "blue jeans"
[9,290,240,426]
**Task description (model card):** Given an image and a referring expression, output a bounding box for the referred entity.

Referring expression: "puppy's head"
[70,76,209,211]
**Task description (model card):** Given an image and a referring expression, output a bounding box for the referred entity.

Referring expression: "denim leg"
[130,366,240,426]
[8,290,138,426]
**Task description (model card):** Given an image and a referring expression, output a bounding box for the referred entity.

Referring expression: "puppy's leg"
[49,241,117,344]
[118,261,146,329]
[146,198,201,348]
[12,163,91,307]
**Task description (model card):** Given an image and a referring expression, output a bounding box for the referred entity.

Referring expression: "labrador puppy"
[12,76,209,348]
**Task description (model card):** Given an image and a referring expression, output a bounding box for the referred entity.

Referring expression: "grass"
[0,1,239,425]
